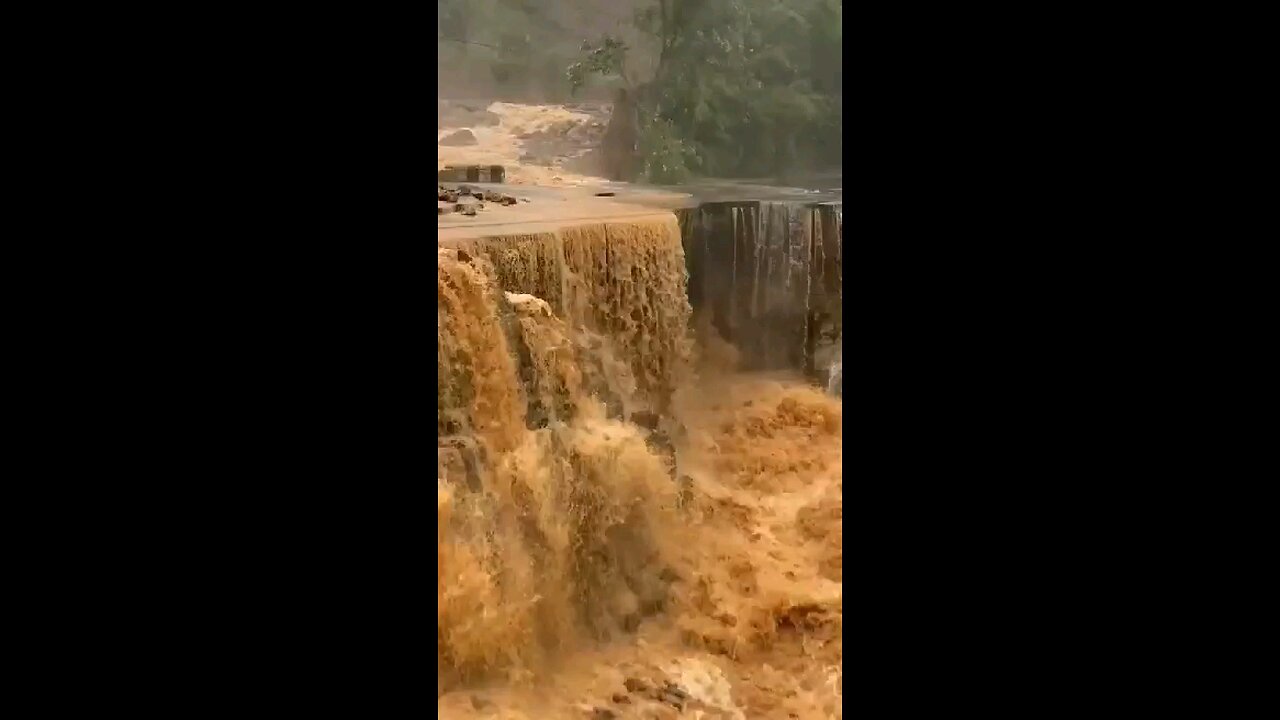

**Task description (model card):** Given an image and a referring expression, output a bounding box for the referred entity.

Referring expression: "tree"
[571,0,842,183]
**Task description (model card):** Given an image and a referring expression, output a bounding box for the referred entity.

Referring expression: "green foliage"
[638,117,697,183]
[570,0,842,182]
[567,37,629,94]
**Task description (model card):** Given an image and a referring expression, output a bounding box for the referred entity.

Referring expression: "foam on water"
[438,213,842,719]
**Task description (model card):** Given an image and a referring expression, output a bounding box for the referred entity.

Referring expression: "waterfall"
[679,200,842,383]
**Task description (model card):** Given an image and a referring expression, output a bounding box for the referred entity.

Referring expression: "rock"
[677,475,693,508]
[456,249,471,263]
[438,436,485,491]
[470,695,494,711]
[590,708,617,720]
[645,429,676,478]
[611,693,630,704]
[439,129,478,146]
[657,691,686,711]
[624,677,649,694]
[656,683,689,711]
[630,410,660,430]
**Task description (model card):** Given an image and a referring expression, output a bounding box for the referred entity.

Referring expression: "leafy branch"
[566,36,632,94]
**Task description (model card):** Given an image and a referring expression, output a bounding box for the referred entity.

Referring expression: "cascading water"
[438,208,842,719]
[679,200,842,379]
[827,344,843,397]
[438,218,690,687]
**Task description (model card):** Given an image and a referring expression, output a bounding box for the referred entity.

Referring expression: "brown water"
[437,101,612,187]
[438,216,842,719]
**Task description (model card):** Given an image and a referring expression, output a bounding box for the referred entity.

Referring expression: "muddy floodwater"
[437,100,614,187]
[437,202,842,718]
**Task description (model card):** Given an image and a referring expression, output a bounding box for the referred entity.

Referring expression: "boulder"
[438,129,478,146]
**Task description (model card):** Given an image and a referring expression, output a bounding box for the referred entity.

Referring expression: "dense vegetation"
[438,0,843,184]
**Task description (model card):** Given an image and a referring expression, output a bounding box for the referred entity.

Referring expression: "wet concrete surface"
[437,179,842,237]
[437,182,687,240]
